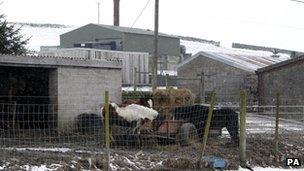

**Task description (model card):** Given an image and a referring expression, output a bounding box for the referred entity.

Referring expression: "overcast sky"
[2,0,304,51]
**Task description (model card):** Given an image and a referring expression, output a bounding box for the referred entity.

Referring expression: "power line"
[131,0,151,28]
[290,0,304,4]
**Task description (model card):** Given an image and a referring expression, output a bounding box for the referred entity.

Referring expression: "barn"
[60,23,181,70]
[176,45,288,104]
[257,55,304,106]
[0,54,121,131]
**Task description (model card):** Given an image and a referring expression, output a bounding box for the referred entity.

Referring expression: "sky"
[1,0,304,51]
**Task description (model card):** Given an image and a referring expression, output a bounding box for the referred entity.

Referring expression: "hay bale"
[152,88,195,118]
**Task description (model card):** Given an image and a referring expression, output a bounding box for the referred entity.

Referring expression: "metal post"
[239,90,247,167]
[113,0,120,26]
[165,74,169,89]
[152,0,159,92]
[104,91,110,171]
[201,71,205,103]
[133,67,137,91]
[97,2,101,24]
[201,92,216,156]
[274,92,280,162]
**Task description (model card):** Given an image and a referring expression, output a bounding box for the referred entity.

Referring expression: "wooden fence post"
[201,92,216,156]
[104,91,110,171]
[239,90,247,167]
[274,92,280,162]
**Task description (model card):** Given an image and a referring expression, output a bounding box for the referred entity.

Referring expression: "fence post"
[200,71,205,104]
[201,92,216,157]
[239,90,247,167]
[104,91,110,171]
[274,92,280,162]
[133,67,137,91]
[165,73,169,89]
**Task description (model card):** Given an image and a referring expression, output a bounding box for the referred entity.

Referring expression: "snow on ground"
[13,23,77,51]
[3,147,72,153]
[221,113,304,136]
[122,86,178,92]
[246,113,304,134]
[157,70,177,76]
[180,39,290,60]
[0,163,61,171]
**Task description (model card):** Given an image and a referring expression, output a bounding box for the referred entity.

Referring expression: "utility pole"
[152,0,159,92]
[97,1,101,24]
[113,0,120,26]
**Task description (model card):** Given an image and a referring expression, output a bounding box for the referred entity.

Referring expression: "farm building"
[257,55,304,106]
[0,54,121,131]
[177,41,289,103]
[60,23,181,70]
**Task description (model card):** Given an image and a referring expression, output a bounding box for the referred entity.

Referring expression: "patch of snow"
[3,147,71,153]
[74,150,103,154]
[245,113,304,134]
[29,165,52,171]
[181,40,290,60]
[158,70,177,76]
[15,23,77,51]
[110,163,119,170]
[122,86,178,92]
[122,86,152,92]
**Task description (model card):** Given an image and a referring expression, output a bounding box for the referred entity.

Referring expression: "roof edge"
[0,54,122,69]
[256,55,304,73]
[177,51,255,73]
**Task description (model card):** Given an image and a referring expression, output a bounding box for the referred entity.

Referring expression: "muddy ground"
[0,133,303,170]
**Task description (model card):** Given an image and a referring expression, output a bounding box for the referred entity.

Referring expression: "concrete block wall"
[177,57,256,103]
[258,60,304,106]
[53,67,121,131]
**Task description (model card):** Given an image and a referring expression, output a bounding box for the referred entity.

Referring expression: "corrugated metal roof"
[257,55,304,73]
[94,24,178,38]
[178,40,290,72]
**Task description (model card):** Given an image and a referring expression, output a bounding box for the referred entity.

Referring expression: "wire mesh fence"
[0,91,303,170]
[0,102,104,148]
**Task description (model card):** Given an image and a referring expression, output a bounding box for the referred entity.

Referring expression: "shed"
[177,41,288,104]
[256,55,304,106]
[0,54,122,131]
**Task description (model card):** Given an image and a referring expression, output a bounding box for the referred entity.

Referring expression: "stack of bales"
[152,88,195,119]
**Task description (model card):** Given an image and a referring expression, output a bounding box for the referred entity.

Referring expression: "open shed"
[0,54,122,131]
